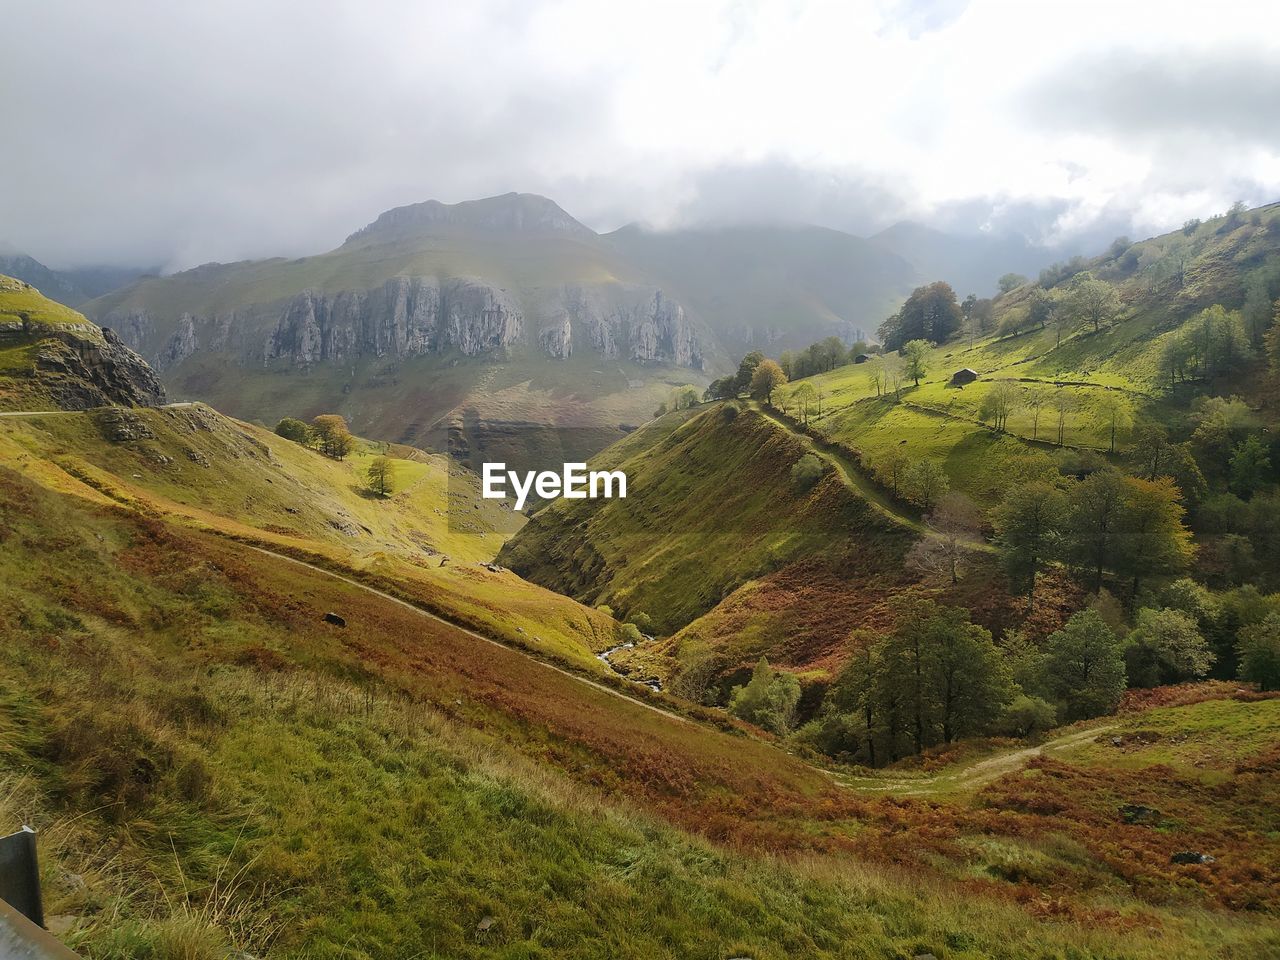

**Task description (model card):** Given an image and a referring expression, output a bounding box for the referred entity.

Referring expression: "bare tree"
[1023,386,1049,440]
[907,493,983,584]
[979,381,1020,432]
[1053,390,1078,446]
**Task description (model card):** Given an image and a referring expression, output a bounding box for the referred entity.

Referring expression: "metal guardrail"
[0,828,42,928]
[0,827,82,959]
[0,898,81,960]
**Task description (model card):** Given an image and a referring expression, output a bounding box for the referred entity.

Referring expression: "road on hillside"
[244,544,691,726]
[0,402,197,419]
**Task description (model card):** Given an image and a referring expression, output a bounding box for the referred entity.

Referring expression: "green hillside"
[0,404,622,672]
[499,402,913,637]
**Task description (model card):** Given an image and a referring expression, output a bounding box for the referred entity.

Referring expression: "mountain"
[870,221,1063,297]
[76,193,928,459]
[0,244,150,306]
[0,275,164,410]
[606,222,916,353]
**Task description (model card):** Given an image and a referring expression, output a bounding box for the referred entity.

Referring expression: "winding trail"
[832,724,1115,796]
[753,402,994,552]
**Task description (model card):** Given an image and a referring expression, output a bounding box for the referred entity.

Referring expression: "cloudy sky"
[4,0,1279,270]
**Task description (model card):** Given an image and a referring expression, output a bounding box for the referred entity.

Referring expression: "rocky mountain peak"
[344,192,597,245]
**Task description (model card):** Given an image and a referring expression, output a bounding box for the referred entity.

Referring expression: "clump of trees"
[1160,305,1254,390]
[802,600,1015,764]
[654,384,703,417]
[275,414,355,460]
[878,282,962,352]
[994,467,1193,599]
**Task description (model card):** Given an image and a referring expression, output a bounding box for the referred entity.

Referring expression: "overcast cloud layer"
[3,0,1279,270]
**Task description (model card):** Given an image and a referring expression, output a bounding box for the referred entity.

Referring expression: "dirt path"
[0,402,196,418]
[833,724,1115,796]
[754,403,993,551]
[243,544,690,726]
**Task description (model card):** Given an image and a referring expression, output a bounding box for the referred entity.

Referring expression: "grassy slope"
[499,403,914,636]
[0,405,622,672]
[2,464,1279,958]
[789,205,1280,506]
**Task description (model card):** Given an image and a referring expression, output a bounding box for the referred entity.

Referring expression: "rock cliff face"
[262,277,524,366]
[0,275,166,409]
[39,327,166,408]
[109,277,703,371]
[27,327,166,409]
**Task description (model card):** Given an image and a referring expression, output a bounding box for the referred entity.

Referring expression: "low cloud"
[2,0,1278,270]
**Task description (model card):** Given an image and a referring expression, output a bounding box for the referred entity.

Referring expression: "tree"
[366,456,396,497]
[1065,273,1120,334]
[1026,287,1055,331]
[979,381,1020,432]
[1130,423,1173,479]
[777,350,796,379]
[1230,436,1272,498]
[901,339,930,386]
[998,273,1028,294]
[1117,476,1193,599]
[1065,469,1127,592]
[274,416,312,445]
[878,599,1013,748]
[749,359,787,405]
[993,481,1068,598]
[728,658,801,734]
[312,414,355,460]
[877,449,911,498]
[867,360,886,398]
[790,453,824,490]
[903,459,949,510]
[1238,613,1280,691]
[704,376,737,401]
[820,336,846,371]
[1052,390,1077,446]
[1044,609,1127,721]
[1125,608,1214,687]
[926,610,1014,743]
[669,384,702,411]
[1095,392,1132,454]
[998,694,1057,738]
[1266,300,1280,377]
[734,351,766,395]
[1023,387,1049,440]
[908,493,982,584]
[791,382,818,423]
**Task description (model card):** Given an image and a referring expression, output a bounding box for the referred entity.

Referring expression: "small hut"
[949,367,979,386]
[853,353,870,364]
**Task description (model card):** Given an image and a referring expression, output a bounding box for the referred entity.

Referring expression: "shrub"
[790,453,824,491]
[728,658,801,735]
[1125,608,1215,687]
[998,694,1057,738]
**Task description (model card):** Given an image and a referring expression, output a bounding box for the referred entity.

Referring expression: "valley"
[2,201,1280,959]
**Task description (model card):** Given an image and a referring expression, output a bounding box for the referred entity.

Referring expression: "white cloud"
[2,0,1278,267]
